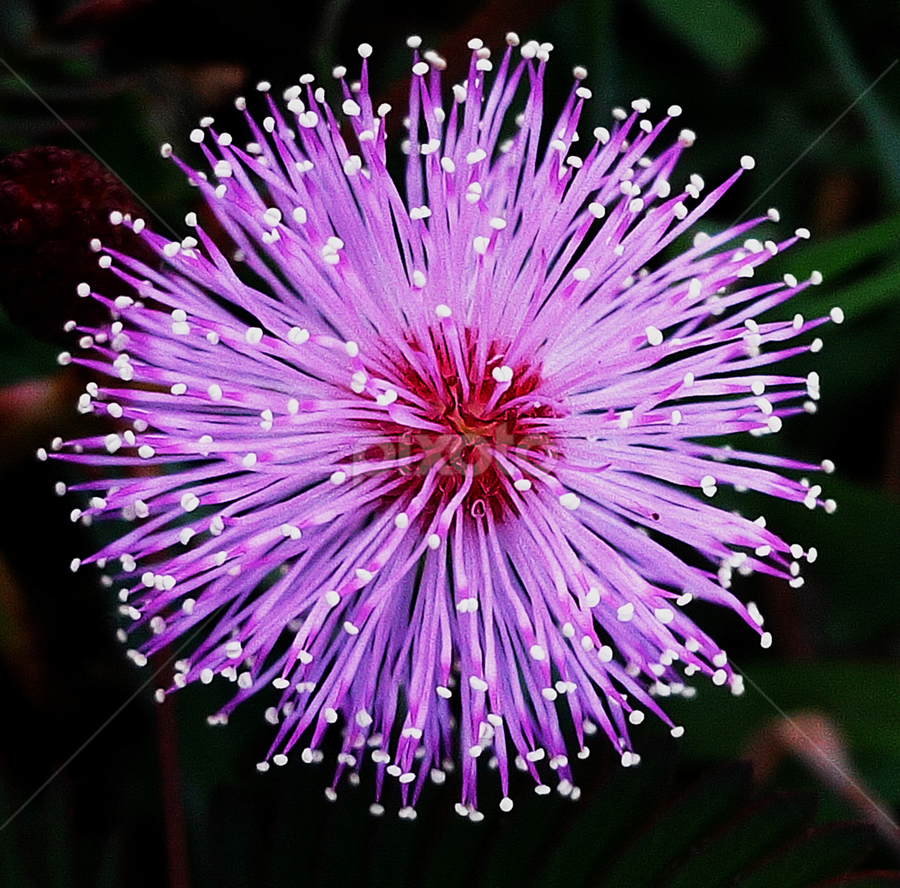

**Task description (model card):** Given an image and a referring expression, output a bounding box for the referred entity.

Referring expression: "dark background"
[2,0,900,885]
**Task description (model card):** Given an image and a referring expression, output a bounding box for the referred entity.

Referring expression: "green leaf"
[732,822,874,888]
[592,762,753,887]
[813,875,900,887]
[361,806,420,888]
[665,662,900,767]
[800,258,900,323]
[417,798,494,888]
[661,791,818,888]
[268,761,331,888]
[780,213,900,282]
[316,785,382,888]
[757,212,900,324]
[759,476,900,647]
[525,738,678,888]
[806,0,900,202]
[0,770,32,888]
[636,0,764,71]
[206,784,261,888]
[470,788,572,888]
[0,307,57,385]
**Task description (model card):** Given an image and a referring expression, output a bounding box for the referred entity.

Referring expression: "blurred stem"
[155,668,190,888]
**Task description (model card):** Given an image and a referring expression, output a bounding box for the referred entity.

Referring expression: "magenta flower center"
[372,329,559,520]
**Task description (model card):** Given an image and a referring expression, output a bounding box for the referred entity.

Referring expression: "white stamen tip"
[559,492,580,511]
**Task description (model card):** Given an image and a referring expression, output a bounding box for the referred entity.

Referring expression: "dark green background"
[2,0,900,885]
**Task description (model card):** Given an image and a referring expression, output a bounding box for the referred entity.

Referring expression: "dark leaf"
[661,791,818,888]
[733,822,875,888]
[635,0,764,71]
[590,762,753,887]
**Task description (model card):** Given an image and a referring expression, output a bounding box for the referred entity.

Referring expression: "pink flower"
[49,35,839,815]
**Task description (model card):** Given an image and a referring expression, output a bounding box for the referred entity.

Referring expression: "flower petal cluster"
[48,35,839,814]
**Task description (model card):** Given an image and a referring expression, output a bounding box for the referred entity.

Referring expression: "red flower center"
[373,329,561,520]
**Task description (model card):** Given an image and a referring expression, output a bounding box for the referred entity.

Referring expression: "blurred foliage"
[637,0,764,72]
[3,733,899,888]
[2,0,900,885]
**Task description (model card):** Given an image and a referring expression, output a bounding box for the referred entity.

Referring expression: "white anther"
[559,492,580,511]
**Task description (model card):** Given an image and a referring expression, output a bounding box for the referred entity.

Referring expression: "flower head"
[48,35,839,814]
